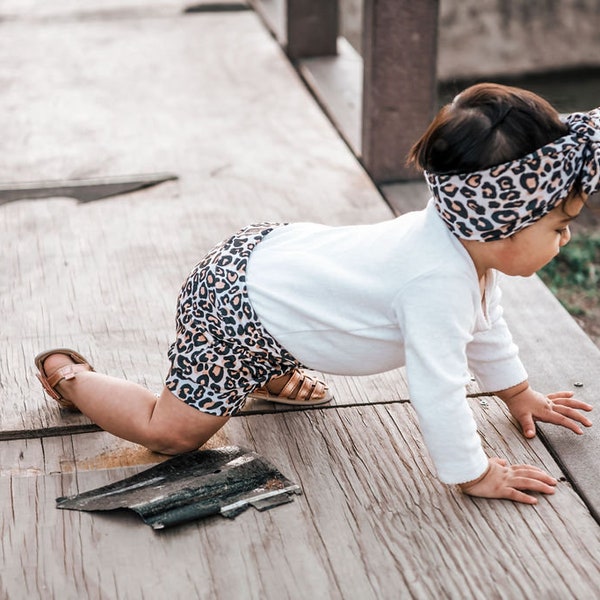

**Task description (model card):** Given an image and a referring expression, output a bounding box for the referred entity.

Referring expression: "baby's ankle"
[264,371,292,394]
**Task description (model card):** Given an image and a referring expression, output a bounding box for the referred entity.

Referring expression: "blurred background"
[341,0,600,111]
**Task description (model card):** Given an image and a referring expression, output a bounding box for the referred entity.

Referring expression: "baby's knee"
[145,432,201,455]
[144,391,228,455]
[143,418,212,455]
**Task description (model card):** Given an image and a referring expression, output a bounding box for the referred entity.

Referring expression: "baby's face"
[494,194,586,277]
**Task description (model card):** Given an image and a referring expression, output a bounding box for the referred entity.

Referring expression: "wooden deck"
[2,2,600,598]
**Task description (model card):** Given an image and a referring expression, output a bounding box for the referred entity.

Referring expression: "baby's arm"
[458,457,557,504]
[496,381,593,438]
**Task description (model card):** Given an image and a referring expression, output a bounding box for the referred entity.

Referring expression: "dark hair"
[407,83,569,174]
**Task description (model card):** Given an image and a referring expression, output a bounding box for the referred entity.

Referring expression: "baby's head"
[408,83,600,242]
[409,82,567,175]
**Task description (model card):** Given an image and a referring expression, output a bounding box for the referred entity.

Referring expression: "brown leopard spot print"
[165,223,302,416]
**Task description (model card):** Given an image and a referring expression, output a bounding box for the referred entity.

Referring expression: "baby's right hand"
[459,457,557,504]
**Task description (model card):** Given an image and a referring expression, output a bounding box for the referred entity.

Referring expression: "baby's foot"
[251,370,331,406]
[34,349,94,410]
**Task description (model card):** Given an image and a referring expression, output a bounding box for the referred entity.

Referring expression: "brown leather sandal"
[250,369,332,406]
[34,348,94,410]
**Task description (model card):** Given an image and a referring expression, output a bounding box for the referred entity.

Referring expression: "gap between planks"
[0,390,495,442]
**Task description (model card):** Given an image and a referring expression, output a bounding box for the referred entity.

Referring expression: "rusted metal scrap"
[56,446,301,530]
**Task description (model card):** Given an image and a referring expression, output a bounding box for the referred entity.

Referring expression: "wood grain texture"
[0,9,389,434]
[502,274,600,522]
[299,37,363,154]
[3,6,600,599]
[250,0,286,45]
[381,180,432,215]
[2,400,600,599]
[0,0,248,20]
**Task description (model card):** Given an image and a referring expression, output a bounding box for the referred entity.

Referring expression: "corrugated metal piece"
[56,446,301,529]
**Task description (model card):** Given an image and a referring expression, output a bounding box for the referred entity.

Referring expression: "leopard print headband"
[425,107,600,241]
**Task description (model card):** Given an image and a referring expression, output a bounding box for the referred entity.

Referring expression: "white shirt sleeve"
[394,272,489,484]
[467,280,528,393]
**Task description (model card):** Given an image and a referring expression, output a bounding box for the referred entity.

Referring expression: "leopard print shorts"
[165,223,303,416]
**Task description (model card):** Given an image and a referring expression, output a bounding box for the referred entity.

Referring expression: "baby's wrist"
[457,462,491,491]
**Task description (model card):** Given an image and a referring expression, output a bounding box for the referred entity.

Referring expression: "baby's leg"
[42,354,229,454]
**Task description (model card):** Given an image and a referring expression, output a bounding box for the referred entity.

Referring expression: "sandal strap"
[46,363,91,389]
[278,369,304,398]
[311,380,327,399]
[278,370,327,402]
[35,348,94,407]
[295,375,317,402]
[250,370,330,405]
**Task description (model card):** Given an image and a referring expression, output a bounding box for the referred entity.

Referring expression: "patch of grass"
[538,233,600,316]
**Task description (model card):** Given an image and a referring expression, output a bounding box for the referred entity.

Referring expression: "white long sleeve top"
[245,200,528,484]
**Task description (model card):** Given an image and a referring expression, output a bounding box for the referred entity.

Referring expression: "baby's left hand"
[503,388,593,438]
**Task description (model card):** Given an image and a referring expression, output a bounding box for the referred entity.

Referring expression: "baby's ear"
[563,190,587,218]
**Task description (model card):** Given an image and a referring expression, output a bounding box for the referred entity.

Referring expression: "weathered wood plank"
[249,0,286,45]
[5,325,484,435]
[299,37,363,154]
[380,180,432,215]
[3,5,599,600]
[502,274,600,522]
[0,0,246,19]
[1,10,392,434]
[0,12,384,220]
[244,369,411,414]
[2,330,172,436]
[2,398,600,599]
[3,323,416,435]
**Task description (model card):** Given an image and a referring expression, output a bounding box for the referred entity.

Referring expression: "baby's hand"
[503,387,592,438]
[459,457,557,504]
